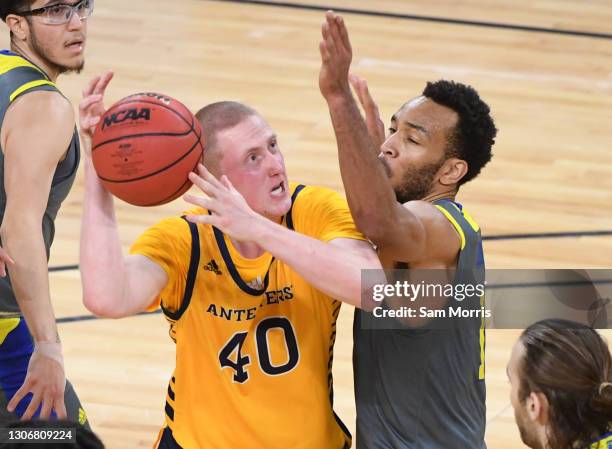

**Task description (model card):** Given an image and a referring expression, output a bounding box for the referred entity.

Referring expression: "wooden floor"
[3,0,612,447]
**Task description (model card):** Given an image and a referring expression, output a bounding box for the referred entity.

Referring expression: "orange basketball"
[91,92,204,207]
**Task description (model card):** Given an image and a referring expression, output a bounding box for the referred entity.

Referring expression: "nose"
[381,144,398,158]
[267,152,284,176]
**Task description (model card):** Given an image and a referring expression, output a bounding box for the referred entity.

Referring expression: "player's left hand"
[79,70,114,155]
[350,73,386,150]
[319,11,353,100]
[184,164,265,242]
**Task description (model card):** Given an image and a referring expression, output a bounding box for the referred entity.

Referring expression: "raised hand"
[319,11,353,100]
[78,70,114,152]
[349,73,386,150]
[183,165,266,242]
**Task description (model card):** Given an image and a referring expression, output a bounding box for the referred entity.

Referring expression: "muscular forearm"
[256,220,374,307]
[80,155,127,316]
[0,224,58,342]
[326,95,400,240]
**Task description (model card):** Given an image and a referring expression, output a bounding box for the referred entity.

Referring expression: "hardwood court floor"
[3,0,612,447]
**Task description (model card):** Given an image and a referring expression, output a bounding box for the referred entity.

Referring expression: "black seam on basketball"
[92,129,194,151]
[100,98,196,133]
[97,132,201,183]
[142,177,192,207]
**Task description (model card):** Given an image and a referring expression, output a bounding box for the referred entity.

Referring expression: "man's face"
[26,0,88,74]
[380,97,458,203]
[215,115,292,221]
[508,340,542,449]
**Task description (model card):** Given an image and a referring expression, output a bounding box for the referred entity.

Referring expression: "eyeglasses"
[19,0,94,25]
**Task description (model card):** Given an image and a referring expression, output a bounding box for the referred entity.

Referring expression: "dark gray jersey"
[354,199,486,449]
[0,50,80,316]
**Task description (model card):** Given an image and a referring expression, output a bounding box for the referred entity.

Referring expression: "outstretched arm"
[184,165,382,309]
[79,72,168,318]
[318,12,433,262]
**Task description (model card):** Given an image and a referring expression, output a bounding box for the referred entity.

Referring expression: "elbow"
[351,210,393,245]
[82,291,124,319]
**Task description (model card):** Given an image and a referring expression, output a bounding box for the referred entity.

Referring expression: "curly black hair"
[0,0,35,22]
[422,80,496,186]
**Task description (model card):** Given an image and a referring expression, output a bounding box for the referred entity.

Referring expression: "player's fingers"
[54,397,67,420]
[197,164,225,190]
[20,392,41,421]
[38,395,53,420]
[94,70,114,96]
[322,23,337,56]
[349,74,366,108]
[188,171,217,196]
[82,75,101,98]
[351,75,381,121]
[326,16,343,53]
[183,193,213,211]
[220,175,235,192]
[319,41,328,61]
[0,263,6,277]
[7,383,29,413]
[79,94,103,114]
[336,15,352,54]
[184,214,217,227]
[0,247,15,265]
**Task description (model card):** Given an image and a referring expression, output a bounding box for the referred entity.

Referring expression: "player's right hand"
[0,246,15,277]
[319,11,353,100]
[78,70,114,153]
[6,341,67,421]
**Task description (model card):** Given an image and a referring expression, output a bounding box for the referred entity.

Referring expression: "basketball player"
[78,75,381,447]
[0,0,93,424]
[318,12,496,448]
[508,319,611,449]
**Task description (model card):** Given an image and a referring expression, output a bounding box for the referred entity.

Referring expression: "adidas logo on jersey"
[204,259,222,275]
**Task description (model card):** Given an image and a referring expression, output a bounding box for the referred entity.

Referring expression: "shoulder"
[403,200,463,261]
[403,200,453,228]
[292,184,347,209]
[12,89,73,121]
[4,90,74,138]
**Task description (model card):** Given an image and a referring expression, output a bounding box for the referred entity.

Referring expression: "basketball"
[91,92,204,207]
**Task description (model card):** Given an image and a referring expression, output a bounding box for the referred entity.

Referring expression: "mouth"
[379,156,392,178]
[65,38,85,52]
[270,180,286,197]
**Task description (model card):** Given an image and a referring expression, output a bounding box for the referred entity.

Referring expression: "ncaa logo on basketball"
[102,108,151,130]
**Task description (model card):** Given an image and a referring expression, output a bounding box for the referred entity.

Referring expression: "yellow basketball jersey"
[131,184,365,449]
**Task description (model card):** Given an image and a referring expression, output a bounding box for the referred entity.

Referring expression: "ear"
[438,157,468,187]
[5,14,29,41]
[525,391,549,424]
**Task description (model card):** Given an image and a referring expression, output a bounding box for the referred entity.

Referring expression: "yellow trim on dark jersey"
[435,204,466,250]
[0,52,49,77]
[590,432,612,449]
[0,317,20,345]
[9,79,55,101]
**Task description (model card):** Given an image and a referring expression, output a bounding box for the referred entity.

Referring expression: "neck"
[231,239,265,259]
[11,42,59,81]
[421,187,457,204]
